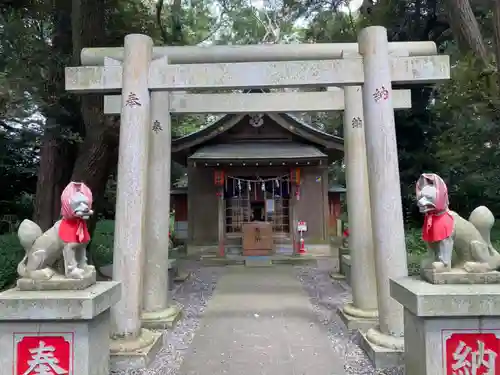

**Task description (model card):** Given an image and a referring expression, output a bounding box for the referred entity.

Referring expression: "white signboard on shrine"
[14,332,74,375]
[442,329,500,374]
[297,221,307,232]
[265,199,275,214]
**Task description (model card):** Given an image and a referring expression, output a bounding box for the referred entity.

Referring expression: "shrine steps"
[200,254,321,267]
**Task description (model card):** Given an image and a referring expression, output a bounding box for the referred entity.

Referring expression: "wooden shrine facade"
[172,112,344,255]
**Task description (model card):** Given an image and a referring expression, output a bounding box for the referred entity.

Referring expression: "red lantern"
[214,170,225,186]
[290,168,301,185]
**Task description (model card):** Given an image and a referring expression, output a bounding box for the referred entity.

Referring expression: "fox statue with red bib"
[416,173,500,282]
[16,182,96,284]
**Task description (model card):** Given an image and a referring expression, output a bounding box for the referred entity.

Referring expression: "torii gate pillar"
[339,54,379,331]
[108,34,163,369]
[357,26,409,367]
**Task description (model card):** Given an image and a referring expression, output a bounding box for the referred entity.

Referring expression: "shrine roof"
[172,113,343,155]
[172,113,344,165]
[188,142,327,162]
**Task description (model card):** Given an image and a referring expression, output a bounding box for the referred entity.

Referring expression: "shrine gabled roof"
[172,112,344,155]
[189,142,327,162]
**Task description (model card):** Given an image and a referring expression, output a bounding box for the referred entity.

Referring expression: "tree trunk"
[72,0,120,272]
[32,131,70,230]
[492,0,500,85]
[72,0,119,215]
[444,0,489,66]
[33,0,79,230]
[71,113,119,229]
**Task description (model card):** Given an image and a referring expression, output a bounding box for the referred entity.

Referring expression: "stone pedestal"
[329,245,340,273]
[391,277,500,375]
[330,247,347,280]
[358,327,405,369]
[141,305,183,329]
[338,303,378,331]
[339,247,349,267]
[110,328,163,370]
[340,254,351,285]
[0,282,120,375]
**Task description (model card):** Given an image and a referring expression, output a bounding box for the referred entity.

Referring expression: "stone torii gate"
[102,66,413,356]
[65,26,450,369]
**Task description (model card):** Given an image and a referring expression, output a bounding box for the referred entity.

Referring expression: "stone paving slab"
[178,265,345,375]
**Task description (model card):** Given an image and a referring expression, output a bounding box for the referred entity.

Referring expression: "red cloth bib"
[58,218,90,243]
[422,211,454,243]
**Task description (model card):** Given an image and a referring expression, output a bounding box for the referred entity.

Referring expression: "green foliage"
[0,129,38,218]
[89,220,115,267]
[405,227,427,256]
[0,233,24,290]
[303,11,358,43]
[428,53,500,216]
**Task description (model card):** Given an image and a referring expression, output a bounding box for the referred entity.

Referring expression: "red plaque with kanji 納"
[442,330,500,375]
[13,333,74,375]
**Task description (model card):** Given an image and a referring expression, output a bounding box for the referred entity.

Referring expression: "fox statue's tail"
[16,219,43,277]
[469,206,500,266]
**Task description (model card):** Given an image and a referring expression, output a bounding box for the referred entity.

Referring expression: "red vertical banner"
[214,170,225,186]
[442,331,500,374]
[14,333,74,375]
[290,168,301,201]
[290,168,301,185]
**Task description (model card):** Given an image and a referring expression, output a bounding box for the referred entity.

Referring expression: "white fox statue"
[416,173,500,277]
[17,181,96,281]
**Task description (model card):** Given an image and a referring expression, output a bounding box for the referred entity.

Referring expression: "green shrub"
[405,227,426,276]
[405,228,427,255]
[90,220,115,266]
[0,233,25,290]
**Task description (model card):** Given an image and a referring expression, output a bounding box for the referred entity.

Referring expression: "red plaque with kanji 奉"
[442,330,500,375]
[13,333,74,375]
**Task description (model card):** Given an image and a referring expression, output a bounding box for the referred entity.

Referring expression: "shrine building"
[171,111,344,256]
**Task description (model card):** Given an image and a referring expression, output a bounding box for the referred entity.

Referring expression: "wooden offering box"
[242,222,273,256]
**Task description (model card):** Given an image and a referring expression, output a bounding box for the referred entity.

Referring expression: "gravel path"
[113,260,405,375]
[112,261,225,375]
[296,260,404,375]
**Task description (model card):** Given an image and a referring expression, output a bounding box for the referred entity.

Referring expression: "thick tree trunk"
[493,0,500,85]
[444,0,489,65]
[33,0,79,230]
[33,132,72,230]
[72,0,120,271]
[72,0,119,214]
[71,113,119,232]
